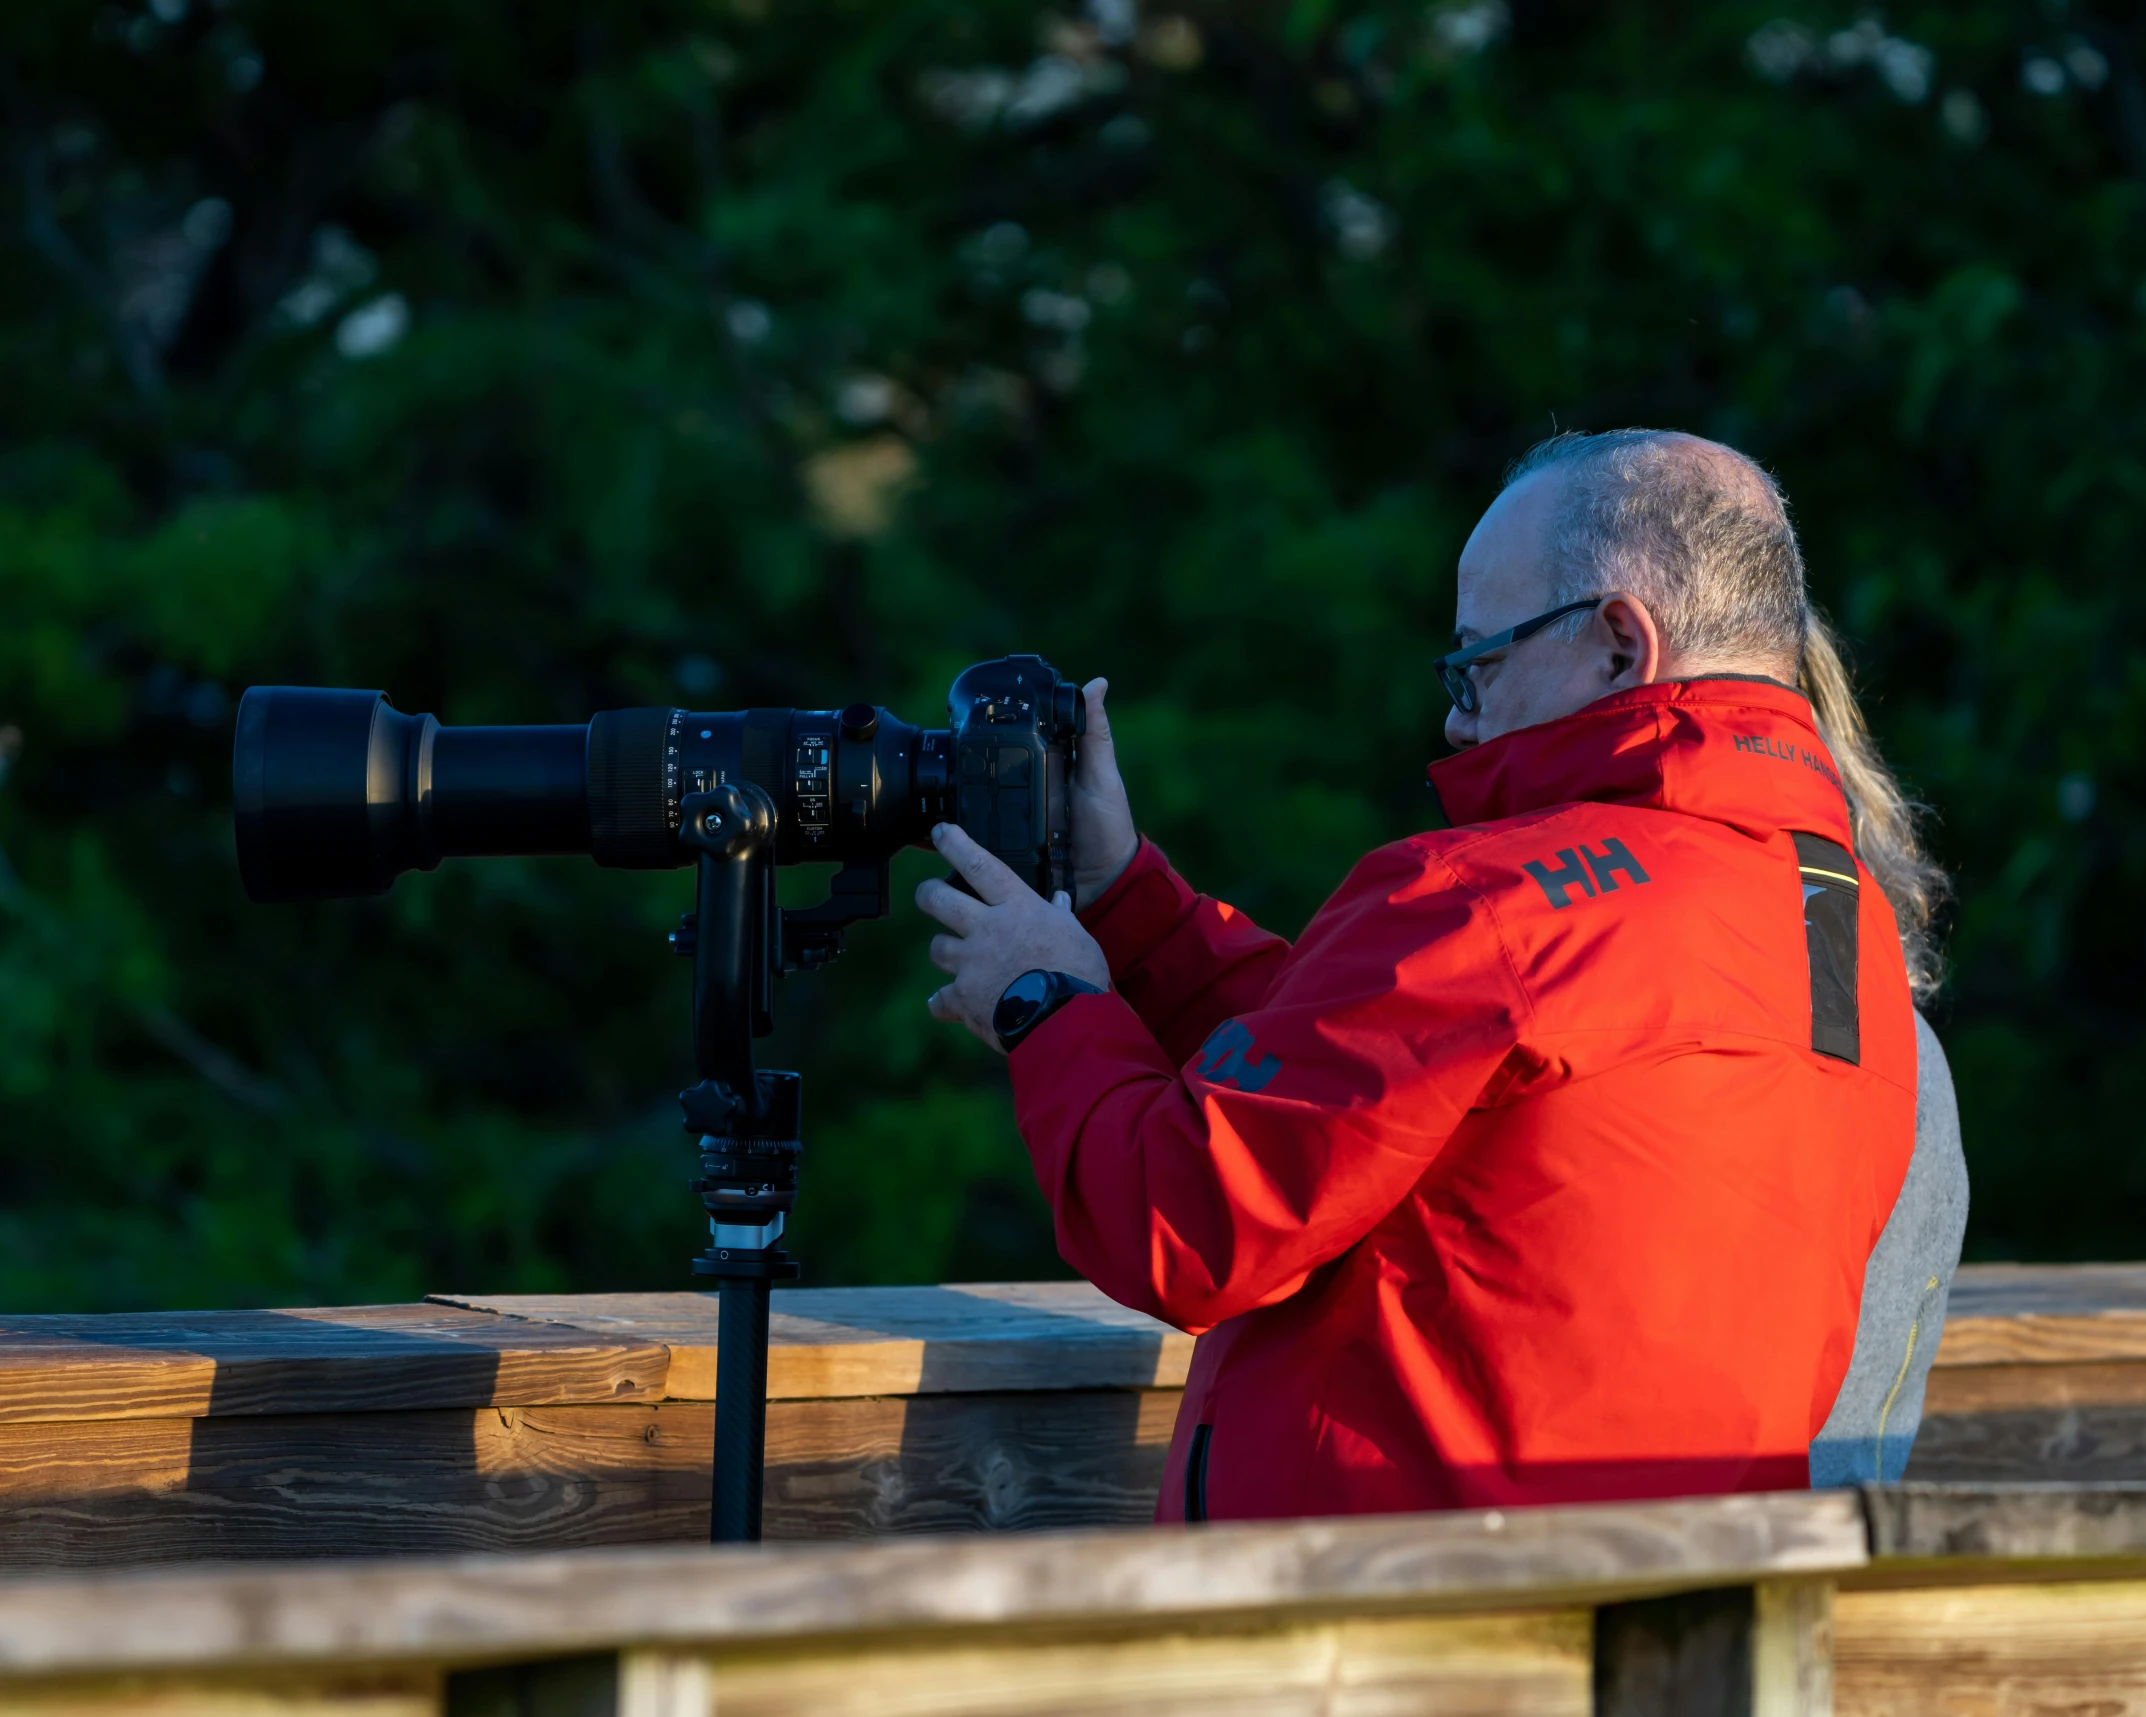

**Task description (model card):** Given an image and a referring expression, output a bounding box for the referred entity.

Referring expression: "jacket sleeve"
[1079,838,1293,1067]
[1014,838,1530,1333]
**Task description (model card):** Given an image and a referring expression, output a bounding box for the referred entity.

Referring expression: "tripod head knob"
[678,779,775,860]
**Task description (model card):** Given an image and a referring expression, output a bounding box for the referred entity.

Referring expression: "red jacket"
[1009,679,1917,1521]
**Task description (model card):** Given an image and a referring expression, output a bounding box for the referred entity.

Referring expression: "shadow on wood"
[446,1654,617,1717]
[1595,1586,1753,1717]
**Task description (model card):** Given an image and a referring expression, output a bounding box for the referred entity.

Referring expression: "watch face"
[994,970,1052,1039]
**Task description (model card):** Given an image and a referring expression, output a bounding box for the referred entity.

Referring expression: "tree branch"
[138,1007,291,1116]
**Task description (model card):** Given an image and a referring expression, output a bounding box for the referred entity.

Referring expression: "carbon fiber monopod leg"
[712,1277,772,1541]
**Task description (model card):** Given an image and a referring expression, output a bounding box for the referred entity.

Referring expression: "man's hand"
[917,823,1111,1051]
[1072,677,1140,909]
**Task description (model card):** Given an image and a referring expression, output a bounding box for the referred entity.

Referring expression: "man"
[918,429,1966,1520]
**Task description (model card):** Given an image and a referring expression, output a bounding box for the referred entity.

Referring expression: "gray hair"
[1505,428,1948,1000]
[1506,429,1807,670]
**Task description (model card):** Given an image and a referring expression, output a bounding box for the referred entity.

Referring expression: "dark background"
[0,0,2136,1310]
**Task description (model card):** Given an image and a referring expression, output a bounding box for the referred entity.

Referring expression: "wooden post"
[1594,1585,1754,1716]
[1594,1577,1834,1717]
[1753,1578,1833,1717]
[444,1655,615,1717]
[618,1654,710,1717]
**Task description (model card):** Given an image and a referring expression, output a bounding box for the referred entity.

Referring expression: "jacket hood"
[1426,678,1854,847]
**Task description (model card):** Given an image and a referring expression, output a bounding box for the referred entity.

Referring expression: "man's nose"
[1444,703,1478,750]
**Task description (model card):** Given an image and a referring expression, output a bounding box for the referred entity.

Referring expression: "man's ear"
[1594,593,1664,689]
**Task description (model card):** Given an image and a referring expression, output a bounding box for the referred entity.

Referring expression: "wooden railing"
[1,1480,2145,1712]
[4,1265,2146,1711]
[3,1264,2144,1568]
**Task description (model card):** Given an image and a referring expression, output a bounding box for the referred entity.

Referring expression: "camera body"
[945,655,1082,899]
[233,653,1084,902]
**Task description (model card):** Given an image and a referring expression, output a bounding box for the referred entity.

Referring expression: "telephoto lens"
[232,653,1083,902]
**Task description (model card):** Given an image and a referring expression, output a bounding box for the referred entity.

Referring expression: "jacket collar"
[1425,679,1854,846]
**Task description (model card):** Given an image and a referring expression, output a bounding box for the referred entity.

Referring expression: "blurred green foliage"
[0,0,2140,1309]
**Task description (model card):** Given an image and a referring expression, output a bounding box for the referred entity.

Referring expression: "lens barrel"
[231,688,941,903]
[233,655,1069,903]
[234,687,591,902]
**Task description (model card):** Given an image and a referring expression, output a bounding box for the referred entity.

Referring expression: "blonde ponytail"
[1800,610,1948,1000]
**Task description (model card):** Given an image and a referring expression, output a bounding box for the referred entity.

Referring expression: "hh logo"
[1522,837,1652,910]
[1194,1018,1282,1093]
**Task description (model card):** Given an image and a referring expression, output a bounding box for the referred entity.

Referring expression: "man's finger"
[931,822,1024,906]
[1080,679,1117,777]
[927,933,964,975]
[1082,677,1112,740]
[926,986,961,1023]
[915,874,986,932]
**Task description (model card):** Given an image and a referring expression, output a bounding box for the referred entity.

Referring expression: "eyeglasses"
[1432,598,1603,715]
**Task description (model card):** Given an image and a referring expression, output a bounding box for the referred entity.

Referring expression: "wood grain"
[0,1390,1178,1568]
[1937,1263,2146,1367]
[1752,1579,1833,1717]
[1924,1360,2146,1412]
[0,1260,2138,1434]
[1835,1578,2146,1716]
[428,1284,1192,1401]
[1909,1404,2146,1484]
[691,1611,1591,1717]
[1908,1361,2146,1482]
[764,1386,1177,1538]
[0,1673,436,1716]
[1945,1263,2146,1320]
[0,1491,1868,1679]
[0,1306,665,1426]
[1864,1480,2146,1561]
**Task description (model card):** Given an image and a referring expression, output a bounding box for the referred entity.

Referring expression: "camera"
[232,653,1084,904]
[230,650,1084,1545]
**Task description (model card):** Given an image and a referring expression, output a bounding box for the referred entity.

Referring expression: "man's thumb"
[1082,678,1113,748]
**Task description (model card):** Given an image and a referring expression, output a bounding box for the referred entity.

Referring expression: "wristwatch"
[993,969,1104,1054]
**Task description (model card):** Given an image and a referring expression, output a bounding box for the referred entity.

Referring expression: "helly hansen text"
[1522,839,1652,910]
[1734,731,1843,790]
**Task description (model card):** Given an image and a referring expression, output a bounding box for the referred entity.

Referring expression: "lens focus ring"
[588,707,683,869]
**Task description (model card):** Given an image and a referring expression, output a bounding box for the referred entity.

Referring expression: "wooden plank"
[1834,1579,2146,1715]
[1937,1263,2146,1367]
[428,1284,1192,1401]
[684,1611,1592,1716]
[1863,1481,2146,1561]
[0,1306,666,1426]
[0,1491,1868,1678]
[1907,1267,2146,1485]
[764,1386,1176,1538]
[1908,1360,2146,1483]
[1909,1403,2146,1484]
[0,1671,436,1715]
[0,1260,2141,1433]
[1923,1360,2146,1412]
[1944,1263,2146,1319]
[0,1390,1178,1568]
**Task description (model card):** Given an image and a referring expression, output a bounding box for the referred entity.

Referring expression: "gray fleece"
[1807,1011,1968,1487]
